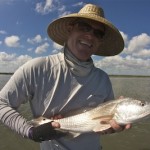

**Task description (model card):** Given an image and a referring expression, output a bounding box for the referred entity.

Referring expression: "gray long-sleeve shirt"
[0,52,114,150]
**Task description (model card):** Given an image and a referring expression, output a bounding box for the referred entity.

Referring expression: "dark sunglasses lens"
[76,21,105,39]
[77,22,92,32]
[94,30,105,38]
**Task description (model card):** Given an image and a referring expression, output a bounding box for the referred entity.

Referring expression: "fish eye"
[140,102,145,106]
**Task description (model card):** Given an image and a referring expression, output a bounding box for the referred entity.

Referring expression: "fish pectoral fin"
[92,115,113,132]
[63,132,81,140]
[92,115,113,121]
[70,132,81,138]
[93,124,111,132]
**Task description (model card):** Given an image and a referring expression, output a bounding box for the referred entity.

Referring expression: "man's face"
[67,19,105,61]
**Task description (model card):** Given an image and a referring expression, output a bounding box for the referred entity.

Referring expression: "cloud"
[0,52,16,61]
[4,35,20,47]
[58,5,71,17]
[0,0,16,5]
[1,30,150,75]
[96,55,150,70]
[93,32,150,75]
[72,2,85,7]
[35,42,49,54]
[53,42,62,49]
[94,55,150,75]
[0,0,30,5]
[17,54,32,63]
[120,31,129,47]
[35,0,54,15]
[124,33,150,55]
[132,49,150,58]
[0,52,32,72]
[52,42,63,53]
[27,48,33,52]
[16,21,22,25]
[35,0,71,17]
[0,30,7,35]
[27,34,43,44]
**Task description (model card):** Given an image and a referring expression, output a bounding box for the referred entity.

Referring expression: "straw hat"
[47,4,124,56]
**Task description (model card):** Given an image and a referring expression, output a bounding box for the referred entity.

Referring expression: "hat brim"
[47,13,124,56]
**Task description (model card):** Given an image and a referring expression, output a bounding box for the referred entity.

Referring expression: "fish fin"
[92,115,113,121]
[93,124,111,132]
[62,132,81,139]
[54,128,81,139]
[92,115,113,132]
[69,132,81,138]
[88,101,118,120]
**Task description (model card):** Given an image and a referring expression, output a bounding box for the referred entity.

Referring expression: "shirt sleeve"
[0,65,33,138]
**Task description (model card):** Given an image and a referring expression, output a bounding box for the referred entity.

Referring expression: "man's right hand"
[28,121,66,142]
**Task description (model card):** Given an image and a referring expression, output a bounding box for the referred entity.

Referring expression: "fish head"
[114,98,150,124]
[30,116,52,126]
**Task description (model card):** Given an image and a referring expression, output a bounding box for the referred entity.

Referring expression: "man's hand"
[28,120,66,142]
[100,120,131,135]
[109,120,131,132]
[51,121,61,128]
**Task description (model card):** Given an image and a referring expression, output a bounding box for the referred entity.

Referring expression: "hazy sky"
[0,0,150,75]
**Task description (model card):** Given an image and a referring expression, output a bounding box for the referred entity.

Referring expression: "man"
[0,4,130,150]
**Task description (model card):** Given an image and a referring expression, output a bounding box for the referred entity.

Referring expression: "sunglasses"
[75,21,105,39]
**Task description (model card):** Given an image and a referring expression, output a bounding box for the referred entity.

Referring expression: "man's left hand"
[100,120,131,135]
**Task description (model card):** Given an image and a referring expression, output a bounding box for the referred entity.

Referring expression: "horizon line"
[0,72,150,78]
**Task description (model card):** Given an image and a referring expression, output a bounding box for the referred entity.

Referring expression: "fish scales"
[55,111,98,132]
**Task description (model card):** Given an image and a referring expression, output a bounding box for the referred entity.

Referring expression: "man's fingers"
[119,96,124,99]
[51,114,63,120]
[109,120,123,132]
[109,120,131,131]
[125,124,132,129]
[51,121,60,128]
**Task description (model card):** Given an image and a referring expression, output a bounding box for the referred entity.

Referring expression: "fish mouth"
[130,111,150,123]
[140,111,150,119]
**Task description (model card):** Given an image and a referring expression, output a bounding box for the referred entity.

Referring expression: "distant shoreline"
[0,73,14,75]
[0,72,150,78]
[109,75,150,78]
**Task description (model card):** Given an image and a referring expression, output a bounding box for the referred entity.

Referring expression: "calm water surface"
[102,77,150,150]
[0,75,150,150]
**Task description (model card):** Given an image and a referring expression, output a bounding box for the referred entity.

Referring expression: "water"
[101,76,150,150]
[0,75,150,150]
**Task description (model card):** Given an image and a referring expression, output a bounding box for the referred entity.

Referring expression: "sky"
[0,0,150,75]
